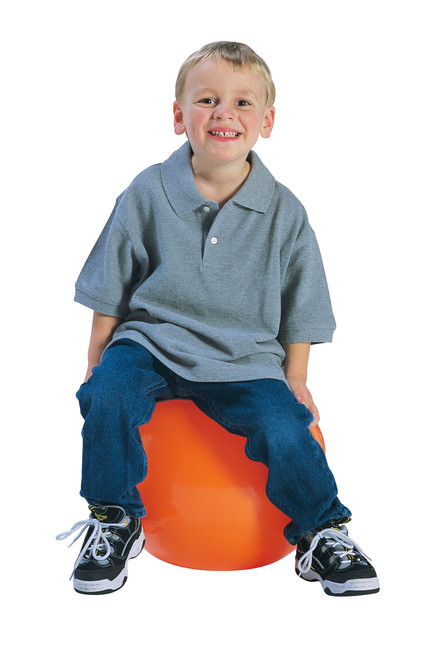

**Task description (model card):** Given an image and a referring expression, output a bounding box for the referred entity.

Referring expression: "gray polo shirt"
[75,140,336,382]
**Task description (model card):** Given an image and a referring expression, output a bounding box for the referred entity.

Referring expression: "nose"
[212,101,235,120]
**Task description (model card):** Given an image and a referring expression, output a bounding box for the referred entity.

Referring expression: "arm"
[84,311,122,382]
[283,342,319,427]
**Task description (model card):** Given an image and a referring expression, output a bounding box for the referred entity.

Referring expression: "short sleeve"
[74,194,140,317]
[278,216,336,344]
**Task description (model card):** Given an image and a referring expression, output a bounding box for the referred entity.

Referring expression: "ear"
[173,101,186,135]
[260,106,275,139]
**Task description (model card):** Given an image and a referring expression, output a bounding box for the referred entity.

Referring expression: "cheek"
[189,107,208,125]
[242,114,263,135]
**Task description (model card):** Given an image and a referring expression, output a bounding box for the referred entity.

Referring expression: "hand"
[287,377,319,428]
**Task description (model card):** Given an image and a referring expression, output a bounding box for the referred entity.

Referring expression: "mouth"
[208,130,241,139]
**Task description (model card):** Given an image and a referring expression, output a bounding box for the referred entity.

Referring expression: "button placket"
[199,202,225,265]
[203,232,220,264]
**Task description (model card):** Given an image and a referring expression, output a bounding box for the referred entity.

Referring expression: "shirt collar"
[161,140,276,217]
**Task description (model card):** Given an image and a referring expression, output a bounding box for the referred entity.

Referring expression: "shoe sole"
[74,530,146,595]
[298,569,380,596]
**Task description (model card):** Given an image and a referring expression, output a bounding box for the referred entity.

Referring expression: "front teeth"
[210,131,240,137]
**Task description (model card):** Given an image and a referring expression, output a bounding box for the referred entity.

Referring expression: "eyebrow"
[194,87,260,99]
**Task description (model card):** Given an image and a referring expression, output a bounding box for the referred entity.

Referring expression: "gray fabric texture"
[75,141,336,382]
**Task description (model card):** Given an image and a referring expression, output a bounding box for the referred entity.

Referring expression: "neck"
[191,154,251,206]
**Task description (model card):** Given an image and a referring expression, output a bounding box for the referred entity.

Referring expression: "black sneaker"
[57,504,145,595]
[295,518,380,596]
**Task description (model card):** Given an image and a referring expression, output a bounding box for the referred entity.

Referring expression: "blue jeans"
[76,339,351,544]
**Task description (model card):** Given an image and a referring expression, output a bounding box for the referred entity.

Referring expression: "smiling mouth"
[208,130,241,138]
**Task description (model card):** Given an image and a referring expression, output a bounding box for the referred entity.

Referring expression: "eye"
[236,99,252,107]
[197,98,216,105]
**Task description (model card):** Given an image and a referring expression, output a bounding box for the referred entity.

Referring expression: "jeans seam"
[144,380,169,396]
[140,380,171,424]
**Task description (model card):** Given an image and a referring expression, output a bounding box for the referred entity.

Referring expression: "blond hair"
[175,41,276,107]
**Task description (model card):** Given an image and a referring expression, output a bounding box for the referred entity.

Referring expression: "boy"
[57,41,379,597]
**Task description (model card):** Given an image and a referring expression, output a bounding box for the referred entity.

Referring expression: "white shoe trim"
[300,568,380,594]
[73,530,145,594]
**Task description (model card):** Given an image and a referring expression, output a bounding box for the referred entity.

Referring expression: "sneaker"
[56,504,145,595]
[295,518,380,596]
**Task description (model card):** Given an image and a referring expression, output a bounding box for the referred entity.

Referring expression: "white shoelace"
[56,518,119,580]
[297,527,372,575]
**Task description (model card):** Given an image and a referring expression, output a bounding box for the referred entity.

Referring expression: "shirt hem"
[74,288,129,318]
[278,329,335,344]
[108,331,289,385]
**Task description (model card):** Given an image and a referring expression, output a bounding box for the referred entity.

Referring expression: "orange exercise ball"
[138,400,325,571]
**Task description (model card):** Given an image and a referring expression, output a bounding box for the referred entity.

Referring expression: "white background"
[2,0,434,650]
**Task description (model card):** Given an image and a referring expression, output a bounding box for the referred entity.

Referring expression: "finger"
[309,405,320,428]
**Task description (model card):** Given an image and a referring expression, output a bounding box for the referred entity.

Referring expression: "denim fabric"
[76,339,351,544]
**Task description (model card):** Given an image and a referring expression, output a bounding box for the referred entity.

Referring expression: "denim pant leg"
[186,378,351,544]
[76,339,173,518]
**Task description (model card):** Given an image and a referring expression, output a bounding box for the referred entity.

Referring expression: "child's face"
[173,58,275,168]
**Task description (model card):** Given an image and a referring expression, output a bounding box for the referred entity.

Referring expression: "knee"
[76,364,134,416]
[76,359,167,424]
[256,386,313,431]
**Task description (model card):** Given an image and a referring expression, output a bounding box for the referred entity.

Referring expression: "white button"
[203,206,210,212]
[210,237,218,244]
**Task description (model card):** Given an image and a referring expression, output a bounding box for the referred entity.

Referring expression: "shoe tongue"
[324,521,354,568]
[331,516,351,527]
[331,523,348,536]
[89,504,126,524]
